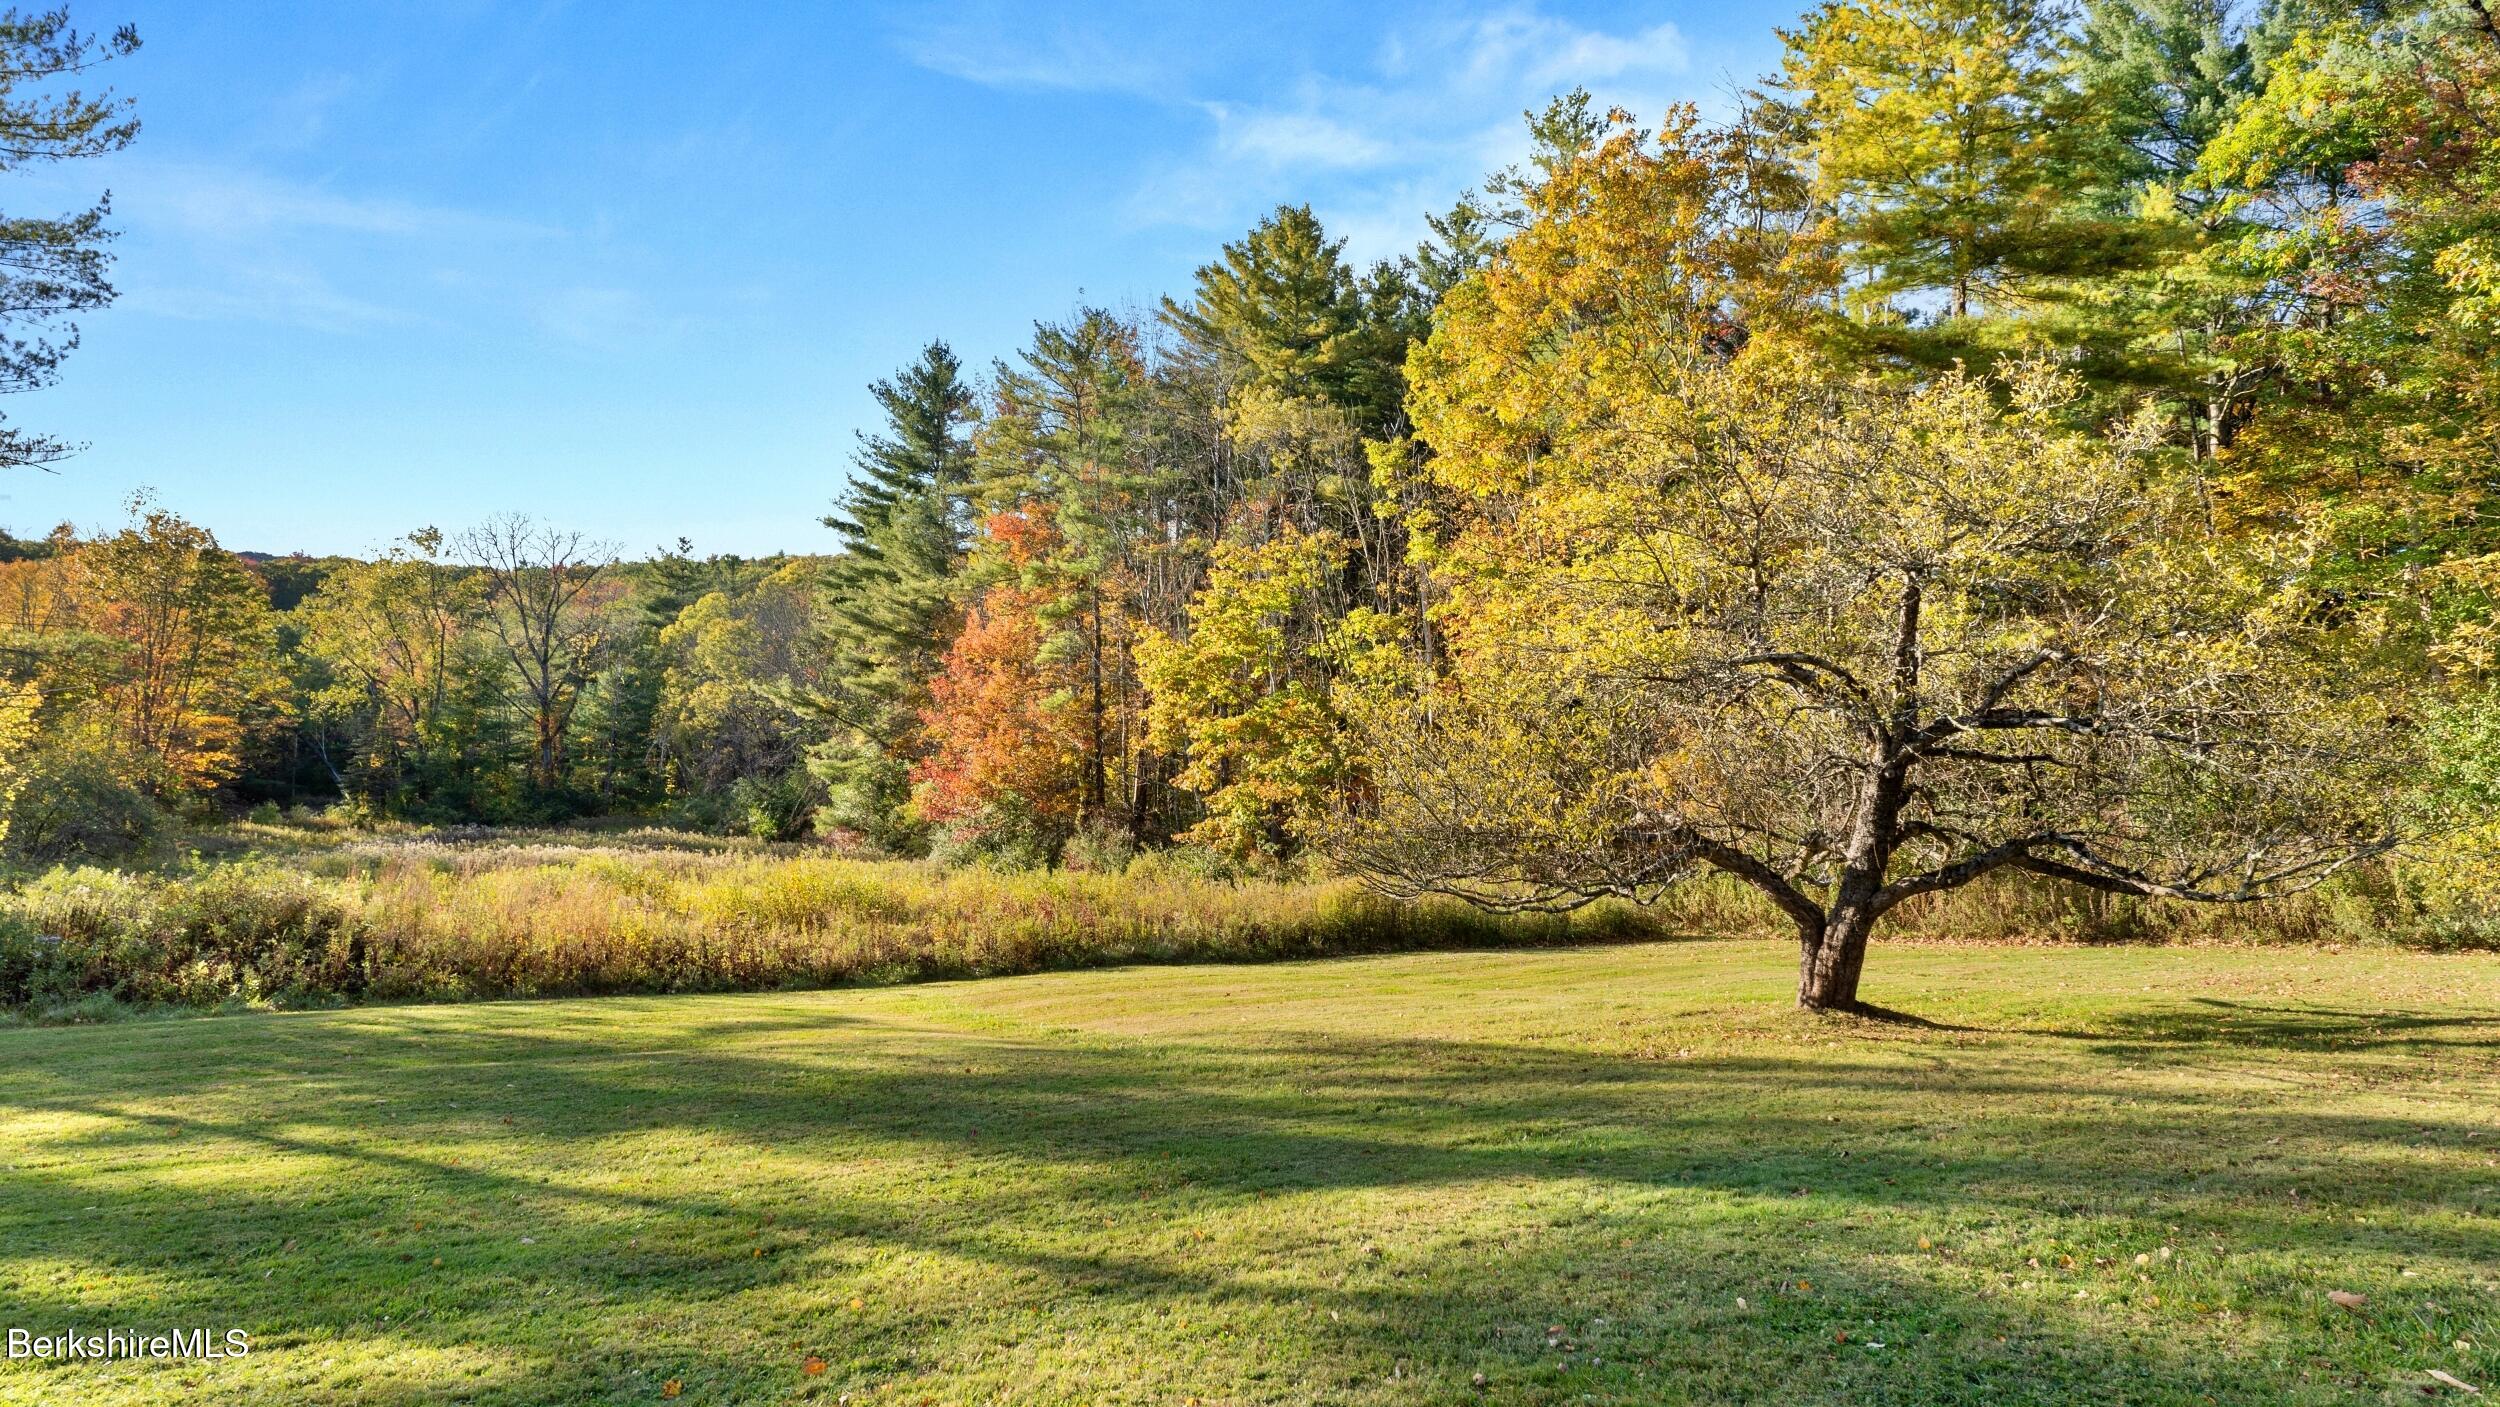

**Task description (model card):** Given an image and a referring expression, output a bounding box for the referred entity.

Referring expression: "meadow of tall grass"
[0,826,1660,1013]
[0,821,2479,1017]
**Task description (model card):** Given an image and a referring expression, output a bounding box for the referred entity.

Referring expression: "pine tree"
[1769,0,2142,356]
[2077,0,2255,209]
[974,310,1151,835]
[1409,194,1503,303]
[2063,0,2289,451]
[805,341,976,850]
[0,12,141,469]
[1159,205,1419,427]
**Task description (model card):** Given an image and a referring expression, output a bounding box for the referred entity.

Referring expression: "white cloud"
[917,4,1703,261]
[1452,12,1689,89]
[897,18,1169,97]
[138,162,556,243]
[52,158,573,333]
[527,286,663,346]
[1206,105,1392,170]
[122,263,415,333]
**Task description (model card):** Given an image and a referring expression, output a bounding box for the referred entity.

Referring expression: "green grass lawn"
[2,940,2496,1405]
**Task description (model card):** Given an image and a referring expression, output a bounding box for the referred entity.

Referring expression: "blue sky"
[2,1,1786,558]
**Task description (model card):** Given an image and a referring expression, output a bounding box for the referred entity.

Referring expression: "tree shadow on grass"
[1,994,2494,1404]
[2021,997,2500,1056]
[1833,1003,1984,1032]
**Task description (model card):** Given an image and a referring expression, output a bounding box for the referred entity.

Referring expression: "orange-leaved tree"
[909,510,1086,856]
[67,501,286,794]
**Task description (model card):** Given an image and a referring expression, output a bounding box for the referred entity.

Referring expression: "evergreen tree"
[1159,205,1416,427]
[587,540,776,807]
[1409,194,1503,303]
[0,12,140,469]
[2062,0,2296,451]
[641,537,766,626]
[1769,0,2144,360]
[1482,88,1608,218]
[805,341,976,850]
[2078,0,2255,210]
[976,310,1152,836]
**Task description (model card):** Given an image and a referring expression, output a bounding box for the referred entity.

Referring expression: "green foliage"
[0,733,163,866]
[656,564,820,812]
[0,860,358,1006]
[0,9,141,469]
[1348,80,2423,1008]
[804,341,977,853]
[1768,0,2151,361]
[1160,204,1418,426]
[1136,528,1397,863]
[5,6,2496,912]
[294,528,480,807]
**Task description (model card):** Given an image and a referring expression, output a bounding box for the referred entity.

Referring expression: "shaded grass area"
[1,940,2497,1404]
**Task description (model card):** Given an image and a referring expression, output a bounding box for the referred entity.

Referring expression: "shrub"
[0,912,69,1007]
[2,743,167,866]
[728,772,815,842]
[164,862,364,999]
[1061,822,1138,875]
[0,862,361,1006]
[924,807,1064,871]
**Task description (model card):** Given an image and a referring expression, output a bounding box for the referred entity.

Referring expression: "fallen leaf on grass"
[2326,1290,2368,1313]
[2427,1368,2479,1395]
[803,1356,827,1376]
[660,1381,681,1399]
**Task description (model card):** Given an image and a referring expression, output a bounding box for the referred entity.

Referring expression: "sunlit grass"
[2,939,2495,1404]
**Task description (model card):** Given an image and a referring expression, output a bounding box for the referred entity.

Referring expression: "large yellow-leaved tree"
[1326,112,2415,1013]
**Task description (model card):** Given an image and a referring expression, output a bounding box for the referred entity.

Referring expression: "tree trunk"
[1796,908,1872,1012]
[1085,591,1107,824]
[535,709,563,791]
